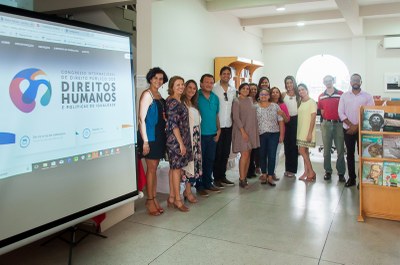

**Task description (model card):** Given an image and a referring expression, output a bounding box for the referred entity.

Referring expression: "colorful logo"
[9,68,52,113]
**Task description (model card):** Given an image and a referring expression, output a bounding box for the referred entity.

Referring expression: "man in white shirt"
[213,66,236,187]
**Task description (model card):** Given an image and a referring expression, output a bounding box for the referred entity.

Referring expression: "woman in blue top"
[138,67,168,216]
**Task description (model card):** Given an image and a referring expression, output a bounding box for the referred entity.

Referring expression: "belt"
[323,119,341,123]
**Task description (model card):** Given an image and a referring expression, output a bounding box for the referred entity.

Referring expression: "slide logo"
[9,68,52,113]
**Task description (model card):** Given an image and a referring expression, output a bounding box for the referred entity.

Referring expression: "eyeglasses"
[223,92,228,101]
[259,93,269,96]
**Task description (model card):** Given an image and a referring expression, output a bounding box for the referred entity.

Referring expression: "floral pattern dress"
[166,97,192,169]
[182,106,202,184]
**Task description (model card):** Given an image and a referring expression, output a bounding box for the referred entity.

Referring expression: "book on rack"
[383,135,400,158]
[382,161,400,187]
[362,161,383,185]
[362,134,383,158]
[383,112,400,132]
[362,109,385,131]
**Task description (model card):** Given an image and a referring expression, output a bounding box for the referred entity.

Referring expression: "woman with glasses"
[256,88,285,186]
[231,83,260,188]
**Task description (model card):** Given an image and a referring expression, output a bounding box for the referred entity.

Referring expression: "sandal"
[298,175,307,181]
[154,197,164,214]
[239,178,249,188]
[146,198,161,216]
[183,191,198,203]
[306,174,316,182]
[173,199,189,212]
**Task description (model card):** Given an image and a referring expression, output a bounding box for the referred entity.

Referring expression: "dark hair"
[249,83,258,88]
[182,79,199,109]
[269,87,284,104]
[258,76,270,90]
[297,83,308,92]
[200,73,214,83]
[351,73,362,81]
[284,75,300,105]
[146,67,168,84]
[168,76,184,96]
[219,66,232,75]
[238,82,249,92]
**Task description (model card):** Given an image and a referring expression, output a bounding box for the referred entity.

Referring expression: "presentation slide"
[0,6,137,252]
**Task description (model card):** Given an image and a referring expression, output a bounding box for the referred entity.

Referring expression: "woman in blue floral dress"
[166,76,192,212]
[181,79,202,203]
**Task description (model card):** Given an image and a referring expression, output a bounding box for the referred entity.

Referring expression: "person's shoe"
[272,174,280,181]
[345,178,356,187]
[338,174,346,182]
[324,172,332,181]
[221,178,235,186]
[196,189,209,197]
[239,179,249,188]
[214,181,225,189]
[205,185,221,193]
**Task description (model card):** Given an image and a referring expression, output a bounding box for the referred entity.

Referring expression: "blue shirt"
[198,90,219,135]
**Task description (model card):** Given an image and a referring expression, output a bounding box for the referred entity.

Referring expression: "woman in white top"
[282,75,300,178]
[181,80,202,203]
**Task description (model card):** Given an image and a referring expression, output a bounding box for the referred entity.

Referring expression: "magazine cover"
[383,112,400,132]
[362,161,383,185]
[383,135,400,158]
[362,134,383,158]
[382,161,400,187]
[362,109,385,131]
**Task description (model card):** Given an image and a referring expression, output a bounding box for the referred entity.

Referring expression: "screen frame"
[0,4,139,253]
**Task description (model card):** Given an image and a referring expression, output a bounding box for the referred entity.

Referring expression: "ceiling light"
[297,22,305,27]
[276,6,285,11]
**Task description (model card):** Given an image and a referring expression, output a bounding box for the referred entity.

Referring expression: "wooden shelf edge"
[357,214,365,222]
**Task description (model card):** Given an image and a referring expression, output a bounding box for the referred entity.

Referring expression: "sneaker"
[221,178,235,186]
[338,174,346,182]
[214,181,225,189]
[196,189,209,197]
[205,185,221,193]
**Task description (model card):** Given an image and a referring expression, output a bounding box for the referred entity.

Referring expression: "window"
[296,55,350,101]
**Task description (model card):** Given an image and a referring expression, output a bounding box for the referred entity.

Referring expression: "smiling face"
[220,69,232,83]
[285,78,294,93]
[239,84,250,97]
[184,81,197,100]
[150,73,164,90]
[172,79,185,96]
[270,88,281,102]
[298,85,308,98]
[249,84,258,98]
[260,78,270,89]
[201,76,214,92]
[258,89,270,102]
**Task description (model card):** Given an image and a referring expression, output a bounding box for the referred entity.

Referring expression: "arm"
[278,103,290,123]
[307,112,317,142]
[173,127,186,155]
[278,120,285,143]
[138,91,152,155]
[214,115,221,142]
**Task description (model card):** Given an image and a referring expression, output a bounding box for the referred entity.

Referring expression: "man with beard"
[338,74,374,187]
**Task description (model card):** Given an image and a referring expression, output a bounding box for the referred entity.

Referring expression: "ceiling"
[205,0,400,41]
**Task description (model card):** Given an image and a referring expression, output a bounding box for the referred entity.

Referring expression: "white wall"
[152,0,263,95]
[263,37,400,98]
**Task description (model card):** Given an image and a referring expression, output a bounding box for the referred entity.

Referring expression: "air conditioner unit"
[383,36,400,49]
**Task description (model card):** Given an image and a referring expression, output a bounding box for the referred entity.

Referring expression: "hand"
[279,135,284,143]
[241,131,249,142]
[143,143,150,155]
[179,143,187,156]
[277,109,284,117]
[214,129,221,142]
[346,124,358,135]
[306,133,312,142]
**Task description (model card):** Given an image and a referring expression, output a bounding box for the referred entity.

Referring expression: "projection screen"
[0,5,138,254]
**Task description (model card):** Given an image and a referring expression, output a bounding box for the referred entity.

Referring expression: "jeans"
[259,132,280,176]
[343,129,359,180]
[213,127,232,181]
[196,134,217,190]
[284,116,298,173]
[321,121,346,175]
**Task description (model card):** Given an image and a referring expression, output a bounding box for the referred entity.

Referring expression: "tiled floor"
[1,150,400,265]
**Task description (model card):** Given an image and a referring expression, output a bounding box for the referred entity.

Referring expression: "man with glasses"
[338,73,374,187]
[318,75,345,182]
[212,66,236,188]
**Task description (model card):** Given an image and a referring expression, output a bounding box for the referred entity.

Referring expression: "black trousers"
[343,129,359,180]
[284,115,298,174]
[247,147,260,176]
[213,127,232,181]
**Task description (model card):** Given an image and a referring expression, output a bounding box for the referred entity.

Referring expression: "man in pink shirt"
[338,74,374,187]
